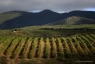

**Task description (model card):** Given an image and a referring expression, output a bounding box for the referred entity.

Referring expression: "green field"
[0,24,95,37]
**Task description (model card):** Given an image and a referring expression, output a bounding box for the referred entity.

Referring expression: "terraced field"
[0,34,95,59]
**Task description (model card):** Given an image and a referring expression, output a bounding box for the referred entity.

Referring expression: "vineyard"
[0,34,95,59]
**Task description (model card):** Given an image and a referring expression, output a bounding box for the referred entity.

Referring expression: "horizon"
[0,8,95,14]
[0,0,95,13]
[29,8,95,13]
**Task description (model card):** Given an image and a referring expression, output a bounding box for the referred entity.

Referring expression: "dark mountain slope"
[0,10,95,29]
[0,10,62,29]
[61,10,95,20]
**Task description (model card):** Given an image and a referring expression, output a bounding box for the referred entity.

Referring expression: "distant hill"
[0,10,95,29]
[61,10,95,19]
[46,16,95,25]
[0,10,61,29]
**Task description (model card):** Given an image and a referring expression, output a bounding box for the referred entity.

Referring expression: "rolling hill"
[0,10,95,29]
[46,16,95,25]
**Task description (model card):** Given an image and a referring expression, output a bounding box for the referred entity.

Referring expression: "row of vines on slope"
[0,34,95,59]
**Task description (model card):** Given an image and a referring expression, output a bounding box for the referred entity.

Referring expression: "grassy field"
[0,24,95,37]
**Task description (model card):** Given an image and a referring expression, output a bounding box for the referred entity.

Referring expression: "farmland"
[0,25,95,64]
[0,33,95,59]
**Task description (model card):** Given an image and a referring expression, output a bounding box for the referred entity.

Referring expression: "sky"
[0,0,95,13]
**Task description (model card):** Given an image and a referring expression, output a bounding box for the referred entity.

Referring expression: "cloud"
[0,0,95,13]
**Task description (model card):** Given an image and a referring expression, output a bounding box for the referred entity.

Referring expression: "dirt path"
[48,41,51,58]
[25,42,32,59]
[40,42,45,58]
[62,41,65,57]
[55,40,59,57]
[50,41,53,58]
[34,41,39,58]
[0,43,3,48]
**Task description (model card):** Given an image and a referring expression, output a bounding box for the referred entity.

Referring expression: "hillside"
[0,11,24,24]
[0,10,95,29]
[0,10,61,29]
[46,16,95,25]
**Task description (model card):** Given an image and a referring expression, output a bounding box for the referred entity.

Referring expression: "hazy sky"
[0,0,95,13]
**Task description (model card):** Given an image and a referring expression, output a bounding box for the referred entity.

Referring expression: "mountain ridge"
[0,10,95,29]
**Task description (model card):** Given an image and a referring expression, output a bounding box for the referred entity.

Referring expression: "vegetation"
[67,37,78,57]
[0,24,95,38]
[36,37,44,58]
[51,37,57,58]
[44,38,50,58]
[63,38,71,58]
[80,35,95,53]
[0,33,95,59]
[57,38,64,58]
[4,37,20,56]
[76,36,93,57]
[20,37,32,59]
[29,37,38,59]
[0,37,14,54]
[11,37,26,59]
[72,37,85,57]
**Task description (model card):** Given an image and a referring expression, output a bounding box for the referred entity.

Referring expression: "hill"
[0,10,95,29]
[0,10,61,29]
[46,16,95,25]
